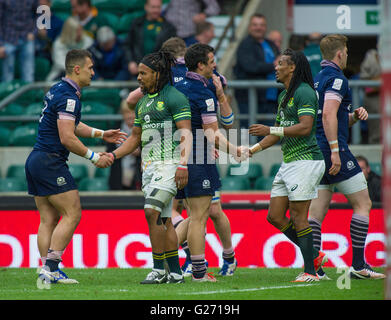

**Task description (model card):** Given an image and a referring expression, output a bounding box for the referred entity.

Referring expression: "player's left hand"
[249,124,270,136]
[234,145,249,162]
[175,167,188,190]
[103,129,128,144]
[353,107,368,121]
[212,74,224,99]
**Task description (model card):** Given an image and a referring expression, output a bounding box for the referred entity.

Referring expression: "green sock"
[152,252,165,271]
[281,221,319,259]
[165,249,182,274]
[297,227,316,275]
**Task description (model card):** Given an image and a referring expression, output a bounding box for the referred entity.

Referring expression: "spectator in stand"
[71,0,109,39]
[356,155,382,203]
[36,0,64,61]
[124,0,176,80]
[267,30,283,52]
[233,13,280,127]
[46,17,93,81]
[89,26,129,81]
[107,100,141,190]
[164,0,220,46]
[0,0,38,83]
[360,47,381,144]
[303,32,323,79]
[186,21,215,46]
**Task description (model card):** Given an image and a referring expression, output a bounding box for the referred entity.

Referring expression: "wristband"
[109,152,117,161]
[249,143,262,154]
[177,164,188,170]
[270,126,284,137]
[331,148,339,153]
[219,112,234,126]
[91,128,104,139]
[84,149,101,164]
[328,140,338,145]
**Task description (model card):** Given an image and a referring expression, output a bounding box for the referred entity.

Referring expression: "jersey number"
[39,101,48,123]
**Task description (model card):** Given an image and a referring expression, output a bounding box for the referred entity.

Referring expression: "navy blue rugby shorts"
[25,150,77,196]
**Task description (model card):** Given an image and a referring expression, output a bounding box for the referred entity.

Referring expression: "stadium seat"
[221,176,251,191]
[0,126,11,146]
[9,124,38,146]
[78,177,109,191]
[81,88,121,110]
[6,165,26,179]
[82,101,114,131]
[0,178,27,192]
[254,177,274,191]
[94,167,111,179]
[26,102,44,115]
[369,162,382,176]
[68,164,89,183]
[0,102,24,116]
[99,12,119,31]
[94,0,145,15]
[116,11,145,34]
[51,0,71,13]
[34,57,51,81]
[269,163,281,177]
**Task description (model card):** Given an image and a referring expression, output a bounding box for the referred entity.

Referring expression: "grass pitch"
[0,267,385,300]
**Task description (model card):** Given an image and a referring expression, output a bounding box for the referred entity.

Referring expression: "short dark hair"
[65,49,92,75]
[184,43,214,72]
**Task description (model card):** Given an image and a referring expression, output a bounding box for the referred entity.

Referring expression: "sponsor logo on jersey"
[202,179,211,189]
[288,97,294,107]
[205,98,215,111]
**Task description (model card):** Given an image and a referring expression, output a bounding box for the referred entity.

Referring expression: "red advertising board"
[0,209,385,268]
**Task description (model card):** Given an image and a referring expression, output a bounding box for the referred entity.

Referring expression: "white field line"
[182,283,319,295]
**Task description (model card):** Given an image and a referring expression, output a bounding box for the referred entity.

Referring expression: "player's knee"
[267,212,282,227]
[208,203,221,220]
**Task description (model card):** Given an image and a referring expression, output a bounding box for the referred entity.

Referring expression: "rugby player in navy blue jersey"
[26,49,127,285]
[174,43,248,282]
[307,34,385,279]
[126,37,238,277]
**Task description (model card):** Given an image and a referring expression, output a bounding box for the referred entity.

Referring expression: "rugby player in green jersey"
[249,49,327,282]
[106,50,192,284]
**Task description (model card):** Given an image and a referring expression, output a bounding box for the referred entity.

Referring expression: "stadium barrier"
[0,194,384,269]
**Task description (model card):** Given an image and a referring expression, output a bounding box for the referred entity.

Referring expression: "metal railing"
[0,79,381,145]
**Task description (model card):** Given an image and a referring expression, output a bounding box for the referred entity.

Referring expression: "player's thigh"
[186,195,212,221]
[289,199,311,225]
[47,189,82,221]
[34,196,61,225]
[308,188,333,222]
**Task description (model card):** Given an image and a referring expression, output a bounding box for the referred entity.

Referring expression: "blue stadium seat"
[9,124,38,146]
[269,163,281,177]
[94,167,111,179]
[0,126,11,146]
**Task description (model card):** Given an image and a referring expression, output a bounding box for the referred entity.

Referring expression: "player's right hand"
[329,152,341,175]
[95,153,113,168]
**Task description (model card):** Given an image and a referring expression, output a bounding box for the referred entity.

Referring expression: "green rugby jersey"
[275,82,324,163]
[134,84,191,162]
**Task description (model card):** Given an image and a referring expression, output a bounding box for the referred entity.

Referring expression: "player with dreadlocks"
[248,49,327,282]
[105,50,192,284]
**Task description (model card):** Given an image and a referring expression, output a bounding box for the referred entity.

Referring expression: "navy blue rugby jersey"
[314,60,352,151]
[33,78,82,160]
[175,72,218,164]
